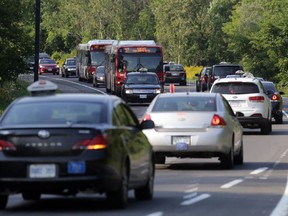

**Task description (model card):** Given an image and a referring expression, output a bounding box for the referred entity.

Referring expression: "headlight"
[155,89,161,94]
[125,89,133,94]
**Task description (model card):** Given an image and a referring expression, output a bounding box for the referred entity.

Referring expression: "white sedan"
[141,92,244,169]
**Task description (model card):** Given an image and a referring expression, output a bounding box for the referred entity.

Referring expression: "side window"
[113,103,138,127]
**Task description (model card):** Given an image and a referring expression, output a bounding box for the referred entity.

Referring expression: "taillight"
[0,140,16,151]
[72,135,107,150]
[249,96,264,102]
[141,114,152,123]
[271,94,279,101]
[201,76,206,83]
[211,114,226,126]
[88,66,96,75]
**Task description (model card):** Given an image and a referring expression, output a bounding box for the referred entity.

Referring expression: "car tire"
[0,195,8,210]
[261,121,271,135]
[134,158,154,200]
[22,192,41,200]
[155,155,165,164]
[234,141,244,165]
[275,114,283,124]
[180,81,187,86]
[220,145,234,169]
[106,164,129,209]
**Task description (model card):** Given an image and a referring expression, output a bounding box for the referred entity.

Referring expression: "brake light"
[249,96,264,102]
[72,135,107,150]
[88,66,96,75]
[271,94,279,101]
[0,140,16,151]
[211,114,226,126]
[141,114,152,123]
[201,76,206,83]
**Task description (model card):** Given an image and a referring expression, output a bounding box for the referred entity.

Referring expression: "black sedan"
[262,81,285,124]
[0,81,155,209]
[61,57,77,78]
[121,71,162,103]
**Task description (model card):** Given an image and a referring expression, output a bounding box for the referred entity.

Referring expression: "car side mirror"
[140,120,155,130]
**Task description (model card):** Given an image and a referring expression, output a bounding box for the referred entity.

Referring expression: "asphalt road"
[6,74,288,216]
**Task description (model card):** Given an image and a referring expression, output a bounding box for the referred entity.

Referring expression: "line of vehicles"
[9,40,284,210]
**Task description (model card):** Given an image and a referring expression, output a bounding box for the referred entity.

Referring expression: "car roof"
[127,72,157,76]
[14,93,118,105]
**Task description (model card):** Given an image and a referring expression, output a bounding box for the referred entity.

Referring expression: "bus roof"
[87,39,117,46]
[77,43,89,50]
[117,40,156,46]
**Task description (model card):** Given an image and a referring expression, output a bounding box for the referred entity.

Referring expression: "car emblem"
[232,96,238,99]
[38,130,50,139]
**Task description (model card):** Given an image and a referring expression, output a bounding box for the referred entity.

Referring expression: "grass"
[0,80,30,115]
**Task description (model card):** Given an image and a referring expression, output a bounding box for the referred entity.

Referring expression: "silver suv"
[210,76,272,134]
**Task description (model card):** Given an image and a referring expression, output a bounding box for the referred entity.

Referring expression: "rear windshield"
[152,96,216,112]
[213,66,242,78]
[211,82,259,94]
[1,102,106,125]
[164,65,184,72]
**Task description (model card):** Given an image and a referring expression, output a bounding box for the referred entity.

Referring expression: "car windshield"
[40,59,56,64]
[66,60,76,66]
[211,82,259,94]
[126,74,158,84]
[1,101,106,125]
[152,96,216,112]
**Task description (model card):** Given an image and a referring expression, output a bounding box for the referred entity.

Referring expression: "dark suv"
[196,63,243,92]
[61,57,77,78]
[163,63,186,86]
[195,66,212,92]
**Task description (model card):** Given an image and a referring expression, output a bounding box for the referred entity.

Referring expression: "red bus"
[76,39,116,83]
[104,40,164,96]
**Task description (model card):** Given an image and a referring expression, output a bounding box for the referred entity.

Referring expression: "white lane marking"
[181,193,211,206]
[270,172,288,216]
[146,212,163,216]
[250,167,269,175]
[283,110,288,118]
[185,187,198,193]
[183,192,197,199]
[220,179,243,189]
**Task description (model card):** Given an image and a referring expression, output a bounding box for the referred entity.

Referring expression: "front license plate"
[48,68,52,71]
[29,164,56,178]
[67,161,86,174]
[172,136,190,150]
[139,94,147,99]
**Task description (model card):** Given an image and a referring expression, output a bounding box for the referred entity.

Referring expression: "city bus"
[76,39,116,83]
[104,40,164,96]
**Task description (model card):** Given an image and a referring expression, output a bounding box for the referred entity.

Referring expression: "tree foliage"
[1,0,288,85]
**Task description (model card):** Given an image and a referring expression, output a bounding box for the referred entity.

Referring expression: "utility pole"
[34,0,41,82]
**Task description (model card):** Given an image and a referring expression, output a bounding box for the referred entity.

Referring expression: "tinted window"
[66,60,76,65]
[40,59,56,64]
[164,65,184,72]
[2,102,105,125]
[213,66,242,78]
[152,96,216,112]
[126,74,158,84]
[262,82,277,92]
[211,82,259,94]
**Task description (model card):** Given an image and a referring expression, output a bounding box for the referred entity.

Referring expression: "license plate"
[172,72,179,76]
[139,94,147,99]
[67,161,86,174]
[228,100,244,107]
[172,136,190,150]
[48,68,52,71]
[29,164,56,178]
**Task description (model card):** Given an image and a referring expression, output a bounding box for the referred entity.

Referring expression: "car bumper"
[0,158,121,194]
[165,77,186,83]
[124,93,159,103]
[143,128,233,157]
[237,116,269,129]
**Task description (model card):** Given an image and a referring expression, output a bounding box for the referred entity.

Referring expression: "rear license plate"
[29,164,56,178]
[67,161,86,174]
[172,72,179,76]
[228,100,244,107]
[140,94,147,99]
[172,136,190,150]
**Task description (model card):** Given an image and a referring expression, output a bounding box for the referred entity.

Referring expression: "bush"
[185,66,203,81]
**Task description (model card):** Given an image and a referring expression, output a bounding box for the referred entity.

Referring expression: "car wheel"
[234,140,244,165]
[155,155,165,164]
[0,195,8,210]
[22,192,41,200]
[275,114,283,124]
[134,157,155,200]
[261,121,271,135]
[106,164,129,209]
[180,81,187,86]
[220,144,234,169]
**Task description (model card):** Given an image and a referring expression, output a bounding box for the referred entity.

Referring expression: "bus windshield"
[90,51,105,66]
[120,53,162,72]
